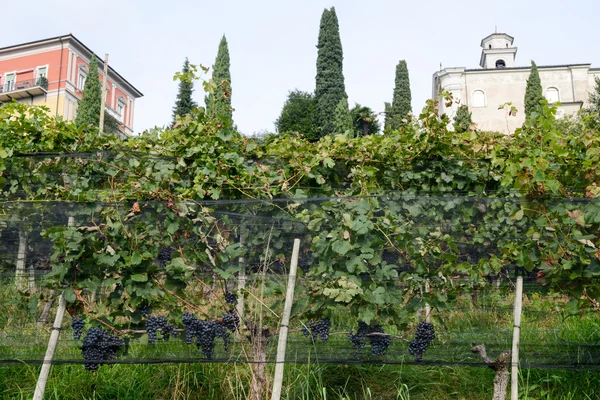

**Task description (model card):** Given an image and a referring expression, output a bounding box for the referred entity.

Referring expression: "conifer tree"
[524,61,544,118]
[172,58,197,125]
[333,98,352,134]
[383,102,392,132]
[589,77,600,115]
[453,105,473,133]
[205,35,232,123]
[75,56,102,128]
[389,60,412,130]
[315,7,347,137]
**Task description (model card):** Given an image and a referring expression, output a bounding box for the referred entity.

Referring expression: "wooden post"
[37,290,56,327]
[236,225,246,319]
[271,238,301,400]
[33,216,74,399]
[33,294,66,400]
[424,280,431,323]
[511,274,524,400]
[15,234,28,291]
[29,264,36,293]
[99,54,109,133]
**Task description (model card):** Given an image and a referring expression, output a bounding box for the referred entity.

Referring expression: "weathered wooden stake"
[33,216,74,399]
[33,294,66,400]
[99,54,109,133]
[424,280,431,323]
[511,274,524,400]
[236,226,246,319]
[271,238,301,400]
[15,234,28,291]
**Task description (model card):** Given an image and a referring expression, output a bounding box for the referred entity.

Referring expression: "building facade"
[432,33,600,133]
[0,34,143,135]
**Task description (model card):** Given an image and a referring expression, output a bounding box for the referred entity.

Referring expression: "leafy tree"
[350,104,380,136]
[315,7,347,138]
[524,61,544,118]
[389,60,412,130]
[172,58,198,126]
[75,56,102,128]
[383,102,392,133]
[333,98,352,134]
[453,105,473,133]
[275,90,319,141]
[205,35,232,124]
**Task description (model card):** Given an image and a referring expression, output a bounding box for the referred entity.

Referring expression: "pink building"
[0,34,143,135]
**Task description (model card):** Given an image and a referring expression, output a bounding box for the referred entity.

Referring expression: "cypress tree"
[390,60,412,130]
[333,98,352,134]
[205,35,232,123]
[589,77,600,115]
[453,105,473,133]
[315,7,347,137]
[75,56,102,128]
[172,58,197,125]
[383,102,392,132]
[524,61,544,118]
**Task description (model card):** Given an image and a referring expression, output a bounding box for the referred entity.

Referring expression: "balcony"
[0,77,48,102]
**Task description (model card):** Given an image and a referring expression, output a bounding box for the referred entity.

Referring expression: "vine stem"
[583,289,600,313]
[374,222,414,268]
[193,275,231,312]
[158,283,212,319]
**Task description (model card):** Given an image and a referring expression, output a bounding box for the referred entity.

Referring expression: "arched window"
[495,59,506,68]
[546,87,559,103]
[489,44,492,49]
[472,90,486,108]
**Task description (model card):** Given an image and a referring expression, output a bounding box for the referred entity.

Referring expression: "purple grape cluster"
[182,312,230,359]
[81,327,124,371]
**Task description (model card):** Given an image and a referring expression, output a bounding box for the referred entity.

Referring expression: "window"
[36,66,48,87]
[489,44,492,49]
[4,73,15,92]
[546,87,559,104]
[495,59,506,68]
[78,72,87,90]
[472,90,486,107]
[117,96,126,122]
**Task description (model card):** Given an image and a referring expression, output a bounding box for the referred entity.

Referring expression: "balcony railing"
[0,77,49,101]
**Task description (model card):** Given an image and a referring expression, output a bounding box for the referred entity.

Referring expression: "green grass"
[1,282,600,399]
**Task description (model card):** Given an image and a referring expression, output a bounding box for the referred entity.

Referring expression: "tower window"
[496,59,506,68]
[546,87,559,103]
[473,90,486,107]
[489,44,492,49]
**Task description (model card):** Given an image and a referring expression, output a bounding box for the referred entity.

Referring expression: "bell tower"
[479,33,518,69]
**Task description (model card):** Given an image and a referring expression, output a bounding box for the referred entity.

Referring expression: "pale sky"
[4,0,600,135]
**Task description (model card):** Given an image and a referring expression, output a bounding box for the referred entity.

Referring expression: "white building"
[432,33,600,133]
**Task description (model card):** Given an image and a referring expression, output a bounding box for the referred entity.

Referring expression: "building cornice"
[480,33,514,47]
[464,63,592,73]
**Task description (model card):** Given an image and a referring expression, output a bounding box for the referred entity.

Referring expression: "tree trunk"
[471,344,511,400]
[250,334,268,400]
